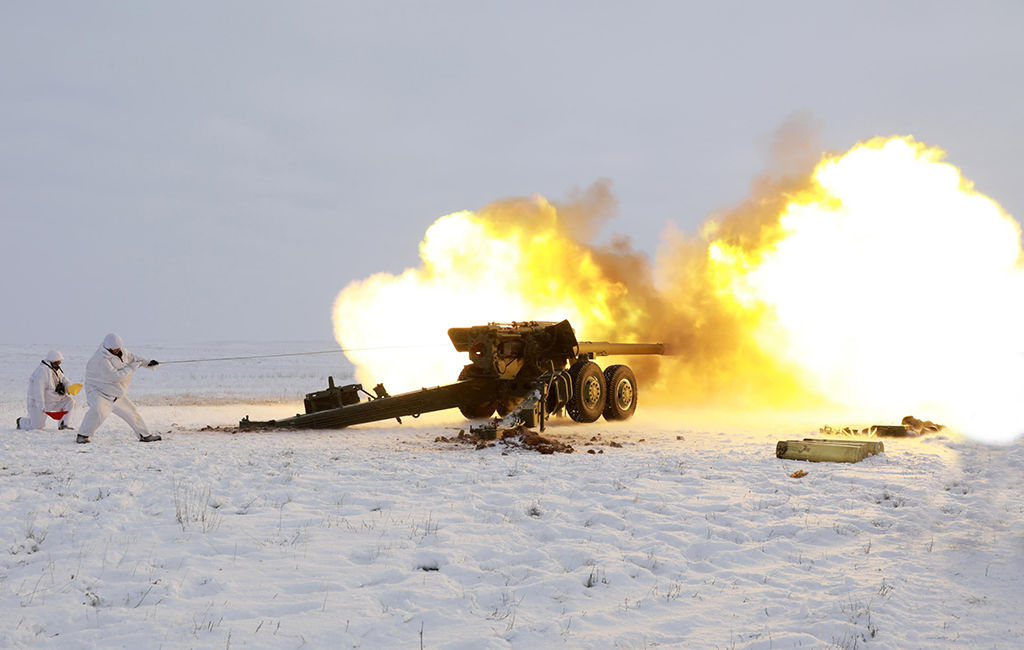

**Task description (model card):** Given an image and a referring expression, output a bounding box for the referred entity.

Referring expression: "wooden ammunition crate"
[776,438,884,463]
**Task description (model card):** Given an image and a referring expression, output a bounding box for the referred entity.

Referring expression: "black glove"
[148,360,159,367]
[55,382,67,395]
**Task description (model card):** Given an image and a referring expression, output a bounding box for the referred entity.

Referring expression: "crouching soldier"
[17,350,78,431]
[76,333,161,444]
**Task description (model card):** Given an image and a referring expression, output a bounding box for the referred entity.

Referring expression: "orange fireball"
[334,137,1024,444]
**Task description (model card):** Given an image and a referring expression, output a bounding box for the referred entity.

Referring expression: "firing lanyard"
[159,343,444,365]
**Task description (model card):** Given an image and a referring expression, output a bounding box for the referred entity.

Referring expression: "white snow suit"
[78,346,153,440]
[21,361,75,429]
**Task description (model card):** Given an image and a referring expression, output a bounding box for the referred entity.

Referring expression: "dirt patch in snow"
[435,426,576,454]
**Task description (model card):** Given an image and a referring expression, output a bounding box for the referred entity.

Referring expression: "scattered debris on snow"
[435,426,575,454]
[901,414,945,435]
[819,414,946,438]
[432,426,647,454]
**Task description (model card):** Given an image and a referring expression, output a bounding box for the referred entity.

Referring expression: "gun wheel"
[457,366,498,419]
[602,364,637,421]
[566,360,606,423]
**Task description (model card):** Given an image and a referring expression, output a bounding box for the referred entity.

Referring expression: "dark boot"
[76,434,90,444]
[59,421,74,431]
[16,417,22,430]
[139,434,162,443]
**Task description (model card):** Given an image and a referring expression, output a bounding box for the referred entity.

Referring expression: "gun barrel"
[577,341,664,356]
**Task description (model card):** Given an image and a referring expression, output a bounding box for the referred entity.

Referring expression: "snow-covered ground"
[1,343,1022,648]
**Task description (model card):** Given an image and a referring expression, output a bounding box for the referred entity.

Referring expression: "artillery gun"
[239,320,663,432]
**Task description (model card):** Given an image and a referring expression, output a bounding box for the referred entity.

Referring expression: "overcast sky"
[2,1,1022,345]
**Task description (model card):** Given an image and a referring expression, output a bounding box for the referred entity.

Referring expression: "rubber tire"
[602,364,637,421]
[566,360,606,423]
[457,366,498,419]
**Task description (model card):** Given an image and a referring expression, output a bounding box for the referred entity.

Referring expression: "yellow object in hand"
[68,383,83,396]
